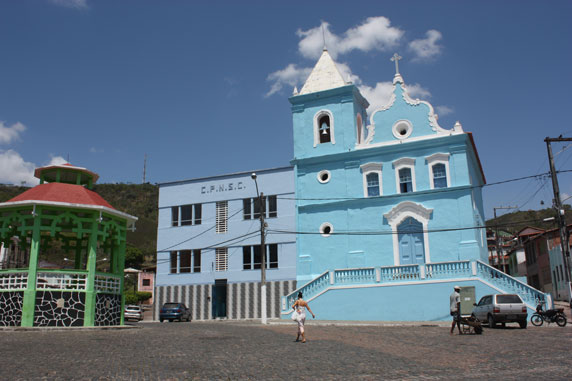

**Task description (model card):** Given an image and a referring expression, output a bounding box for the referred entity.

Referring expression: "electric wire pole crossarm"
[251,172,268,324]
[545,136,572,302]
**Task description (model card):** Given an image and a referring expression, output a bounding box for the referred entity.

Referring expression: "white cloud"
[405,83,432,99]
[47,156,68,166]
[297,18,403,60]
[0,150,39,186]
[0,121,26,144]
[48,0,88,9]
[436,105,454,116]
[358,82,394,112]
[408,30,443,61]
[265,64,312,97]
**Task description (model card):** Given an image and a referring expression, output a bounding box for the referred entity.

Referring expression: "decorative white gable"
[299,49,346,95]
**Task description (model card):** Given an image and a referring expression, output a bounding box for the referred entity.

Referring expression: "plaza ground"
[1,320,570,380]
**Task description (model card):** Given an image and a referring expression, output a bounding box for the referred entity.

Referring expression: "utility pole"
[493,206,517,273]
[251,173,267,324]
[545,137,572,302]
[142,153,147,184]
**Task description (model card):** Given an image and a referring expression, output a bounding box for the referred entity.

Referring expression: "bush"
[124,291,153,305]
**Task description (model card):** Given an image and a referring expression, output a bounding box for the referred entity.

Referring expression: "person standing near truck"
[450,285,462,335]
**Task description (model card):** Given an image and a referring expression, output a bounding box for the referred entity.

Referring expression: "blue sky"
[0,0,571,220]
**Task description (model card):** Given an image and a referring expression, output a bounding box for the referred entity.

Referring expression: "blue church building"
[280,49,548,321]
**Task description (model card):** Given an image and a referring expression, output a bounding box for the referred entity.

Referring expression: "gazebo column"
[21,207,42,327]
[83,218,99,326]
[118,235,126,325]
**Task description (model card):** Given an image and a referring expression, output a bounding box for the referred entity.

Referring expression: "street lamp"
[251,172,267,324]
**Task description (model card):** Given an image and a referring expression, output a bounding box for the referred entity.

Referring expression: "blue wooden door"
[398,217,425,265]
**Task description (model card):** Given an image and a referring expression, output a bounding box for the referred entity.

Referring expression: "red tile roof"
[8,183,115,209]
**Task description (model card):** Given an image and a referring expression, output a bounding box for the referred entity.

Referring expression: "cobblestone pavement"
[0,321,570,380]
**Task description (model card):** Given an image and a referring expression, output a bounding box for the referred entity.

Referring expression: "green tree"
[125,245,144,269]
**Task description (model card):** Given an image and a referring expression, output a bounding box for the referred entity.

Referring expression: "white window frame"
[393,158,416,194]
[313,109,335,147]
[360,162,383,197]
[383,201,433,265]
[425,153,450,189]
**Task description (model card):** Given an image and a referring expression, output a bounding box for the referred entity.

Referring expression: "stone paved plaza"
[1,321,571,380]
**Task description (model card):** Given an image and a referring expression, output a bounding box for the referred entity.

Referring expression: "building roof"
[8,183,114,209]
[299,48,347,95]
[34,163,100,184]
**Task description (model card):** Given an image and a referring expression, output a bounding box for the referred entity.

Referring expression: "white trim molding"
[313,109,335,147]
[425,153,451,189]
[360,162,383,197]
[384,201,433,265]
[392,157,416,194]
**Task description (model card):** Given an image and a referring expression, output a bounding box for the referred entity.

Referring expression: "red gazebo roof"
[8,183,115,209]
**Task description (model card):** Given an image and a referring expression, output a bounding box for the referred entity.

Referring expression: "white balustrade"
[95,275,121,294]
[0,272,28,290]
[36,272,87,290]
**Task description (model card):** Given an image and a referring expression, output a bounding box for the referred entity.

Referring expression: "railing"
[335,267,376,284]
[0,271,28,290]
[379,264,420,282]
[95,274,121,294]
[286,271,330,309]
[426,261,471,279]
[282,260,549,313]
[476,261,546,306]
[37,272,88,291]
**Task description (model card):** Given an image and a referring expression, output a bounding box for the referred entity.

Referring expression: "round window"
[317,170,331,184]
[320,222,333,237]
[392,120,413,139]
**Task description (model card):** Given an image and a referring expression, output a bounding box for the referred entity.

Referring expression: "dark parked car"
[471,294,528,328]
[159,302,191,322]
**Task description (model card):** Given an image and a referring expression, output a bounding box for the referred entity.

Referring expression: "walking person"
[450,285,462,334]
[292,292,315,343]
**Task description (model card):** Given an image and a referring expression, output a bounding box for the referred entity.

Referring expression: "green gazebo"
[0,163,137,327]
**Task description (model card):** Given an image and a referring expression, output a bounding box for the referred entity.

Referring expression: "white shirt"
[450,291,460,313]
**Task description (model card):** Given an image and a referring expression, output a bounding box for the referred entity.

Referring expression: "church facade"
[280,49,548,321]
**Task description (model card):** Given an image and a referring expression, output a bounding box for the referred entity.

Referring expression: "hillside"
[0,183,158,266]
[485,207,572,234]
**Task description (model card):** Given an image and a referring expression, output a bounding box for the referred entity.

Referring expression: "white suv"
[124,305,143,322]
[472,294,527,329]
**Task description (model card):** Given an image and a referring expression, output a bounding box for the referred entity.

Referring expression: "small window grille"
[215,248,228,271]
[216,201,228,233]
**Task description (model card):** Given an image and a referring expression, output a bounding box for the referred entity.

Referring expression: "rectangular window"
[194,204,202,225]
[142,278,151,286]
[215,248,228,271]
[366,173,380,197]
[399,168,413,193]
[243,198,251,220]
[170,251,178,273]
[253,245,262,269]
[171,207,179,227]
[253,197,262,219]
[268,243,278,268]
[216,201,228,233]
[179,250,192,273]
[268,195,277,218]
[193,249,201,273]
[242,246,252,270]
[432,163,447,188]
[180,205,193,226]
